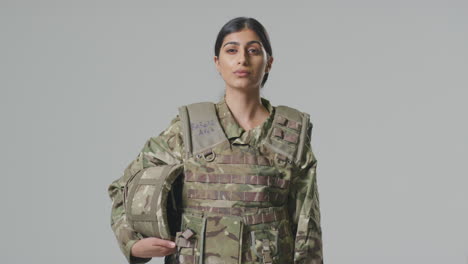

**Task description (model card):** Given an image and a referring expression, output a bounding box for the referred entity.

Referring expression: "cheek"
[219,62,236,73]
[252,65,266,75]
[253,57,267,69]
[217,58,228,67]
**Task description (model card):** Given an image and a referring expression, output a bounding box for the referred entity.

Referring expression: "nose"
[237,49,248,65]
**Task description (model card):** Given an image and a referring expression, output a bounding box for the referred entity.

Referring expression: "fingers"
[150,237,176,248]
[132,238,177,258]
[131,237,177,258]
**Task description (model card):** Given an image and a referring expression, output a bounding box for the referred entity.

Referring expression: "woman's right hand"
[131,237,177,258]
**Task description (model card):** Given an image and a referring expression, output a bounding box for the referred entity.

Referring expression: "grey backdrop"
[1,1,467,263]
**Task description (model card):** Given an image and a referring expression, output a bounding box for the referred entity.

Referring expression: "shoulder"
[273,104,313,133]
[272,103,316,165]
[177,101,218,121]
[177,100,216,111]
[274,103,311,119]
[155,114,183,138]
[140,114,185,165]
[156,99,218,150]
[146,115,183,152]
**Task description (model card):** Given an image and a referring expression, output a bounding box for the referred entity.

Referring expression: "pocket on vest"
[176,213,244,264]
[204,215,244,264]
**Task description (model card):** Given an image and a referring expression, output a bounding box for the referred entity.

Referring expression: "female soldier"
[108,17,324,264]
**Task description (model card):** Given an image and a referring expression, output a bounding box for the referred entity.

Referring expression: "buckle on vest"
[175,228,196,248]
[202,150,216,162]
[276,153,291,167]
[181,228,195,240]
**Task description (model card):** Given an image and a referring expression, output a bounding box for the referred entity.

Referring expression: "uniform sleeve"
[288,121,324,264]
[107,115,184,264]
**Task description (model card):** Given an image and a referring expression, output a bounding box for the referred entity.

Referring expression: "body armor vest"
[174,101,311,264]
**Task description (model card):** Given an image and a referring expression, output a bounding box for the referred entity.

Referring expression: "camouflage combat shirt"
[108,96,324,264]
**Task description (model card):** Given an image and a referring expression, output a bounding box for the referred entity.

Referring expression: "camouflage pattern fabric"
[108,96,323,264]
[107,116,184,264]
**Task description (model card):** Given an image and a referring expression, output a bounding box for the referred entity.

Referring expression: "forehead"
[222,28,262,46]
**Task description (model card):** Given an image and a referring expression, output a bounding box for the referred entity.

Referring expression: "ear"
[265,56,274,73]
[214,55,220,72]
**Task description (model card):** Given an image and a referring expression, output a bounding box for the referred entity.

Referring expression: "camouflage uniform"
[108,96,323,264]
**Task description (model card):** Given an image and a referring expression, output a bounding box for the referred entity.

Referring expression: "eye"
[226,48,237,53]
[248,48,261,55]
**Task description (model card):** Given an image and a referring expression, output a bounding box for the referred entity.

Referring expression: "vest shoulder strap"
[264,105,311,165]
[178,101,228,158]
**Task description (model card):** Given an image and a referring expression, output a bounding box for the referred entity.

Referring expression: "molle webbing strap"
[243,208,287,225]
[186,205,259,215]
[216,153,272,166]
[185,206,288,225]
[262,239,273,264]
[184,171,289,189]
[186,189,283,202]
[272,127,299,144]
[178,102,228,159]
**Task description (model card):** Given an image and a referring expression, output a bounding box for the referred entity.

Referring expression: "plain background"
[1,1,467,263]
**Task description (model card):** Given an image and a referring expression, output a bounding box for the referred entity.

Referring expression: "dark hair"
[214,17,273,88]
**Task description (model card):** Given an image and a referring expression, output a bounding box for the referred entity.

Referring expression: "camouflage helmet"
[123,163,184,240]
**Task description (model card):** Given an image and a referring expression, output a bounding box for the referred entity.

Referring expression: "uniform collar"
[215,95,274,146]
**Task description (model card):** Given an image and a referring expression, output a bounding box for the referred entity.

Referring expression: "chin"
[228,80,259,91]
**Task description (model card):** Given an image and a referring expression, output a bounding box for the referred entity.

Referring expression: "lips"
[234,70,250,76]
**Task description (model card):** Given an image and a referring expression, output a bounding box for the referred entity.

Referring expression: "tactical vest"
[174,101,311,264]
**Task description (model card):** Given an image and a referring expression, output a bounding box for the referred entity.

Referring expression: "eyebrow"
[223,40,263,48]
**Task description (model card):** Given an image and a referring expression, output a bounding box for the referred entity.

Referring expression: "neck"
[224,87,269,130]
